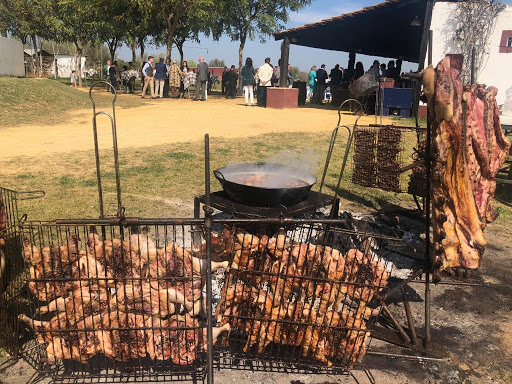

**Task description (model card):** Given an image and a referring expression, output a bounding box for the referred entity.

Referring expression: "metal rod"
[401,287,419,346]
[424,29,433,348]
[366,351,444,362]
[470,46,476,84]
[382,305,411,344]
[204,134,214,384]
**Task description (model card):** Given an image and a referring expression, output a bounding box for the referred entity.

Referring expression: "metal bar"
[410,279,482,287]
[424,29,433,348]
[401,287,419,346]
[366,351,444,362]
[470,47,476,84]
[381,305,411,344]
[204,134,214,384]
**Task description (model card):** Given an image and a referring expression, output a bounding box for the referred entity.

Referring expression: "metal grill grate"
[214,222,396,370]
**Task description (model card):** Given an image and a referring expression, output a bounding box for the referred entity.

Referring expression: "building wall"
[428,2,512,105]
[54,56,87,78]
[0,36,25,77]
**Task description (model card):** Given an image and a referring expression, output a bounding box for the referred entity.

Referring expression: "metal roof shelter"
[274,0,431,63]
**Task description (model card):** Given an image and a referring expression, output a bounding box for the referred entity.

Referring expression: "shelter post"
[279,37,290,88]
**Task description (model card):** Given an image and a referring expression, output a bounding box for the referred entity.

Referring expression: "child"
[70,70,77,87]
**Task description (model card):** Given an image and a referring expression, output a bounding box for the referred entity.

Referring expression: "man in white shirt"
[257,57,273,107]
[141,56,155,98]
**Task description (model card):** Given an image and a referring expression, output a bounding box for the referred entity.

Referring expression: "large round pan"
[214,162,317,207]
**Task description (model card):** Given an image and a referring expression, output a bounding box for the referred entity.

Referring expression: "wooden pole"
[279,37,290,88]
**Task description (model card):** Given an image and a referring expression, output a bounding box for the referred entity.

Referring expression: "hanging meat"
[422,55,510,270]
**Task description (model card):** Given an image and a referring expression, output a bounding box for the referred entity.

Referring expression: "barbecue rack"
[0,67,484,384]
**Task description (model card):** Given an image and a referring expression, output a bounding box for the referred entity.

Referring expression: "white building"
[53,55,87,78]
[428,1,512,106]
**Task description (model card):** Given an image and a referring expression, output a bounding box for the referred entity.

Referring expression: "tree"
[454,0,505,84]
[217,0,311,87]
[155,0,213,60]
[208,58,226,67]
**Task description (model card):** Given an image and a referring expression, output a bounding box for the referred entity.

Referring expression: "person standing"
[154,58,167,98]
[225,65,238,99]
[273,59,281,87]
[366,60,380,81]
[141,56,155,99]
[257,58,273,107]
[329,64,342,87]
[308,66,317,101]
[108,64,117,94]
[221,66,228,95]
[163,58,171,97]
[70,70,77,88]
[169,59,182,98]
[241,57,256,106]
[194,57,208,101]
[314,64,328,104]
[180,61,189,98]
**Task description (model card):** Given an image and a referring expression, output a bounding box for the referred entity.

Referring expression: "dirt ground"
[0,93,384,161]
[0,95,511,384]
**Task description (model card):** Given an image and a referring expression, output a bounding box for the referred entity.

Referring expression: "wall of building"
[54,56,87,78]
[0,36,25,77]
[428,2,512,105]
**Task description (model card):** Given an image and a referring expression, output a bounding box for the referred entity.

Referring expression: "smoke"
[223,149,320,188]
[265,148,320,174]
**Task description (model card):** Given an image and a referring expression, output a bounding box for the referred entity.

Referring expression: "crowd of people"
[98,56,298,107]
[307,59,402,104]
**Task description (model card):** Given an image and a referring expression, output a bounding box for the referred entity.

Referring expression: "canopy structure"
[274,0,431,63]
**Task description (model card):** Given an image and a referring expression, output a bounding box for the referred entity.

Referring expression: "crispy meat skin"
[427,56,486,270]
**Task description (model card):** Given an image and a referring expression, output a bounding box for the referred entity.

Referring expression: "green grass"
[0,77,142,127]
[2,130,510,222]
[391,116,427,128]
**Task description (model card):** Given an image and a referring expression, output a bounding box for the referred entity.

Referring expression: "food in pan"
[230,173,308,188]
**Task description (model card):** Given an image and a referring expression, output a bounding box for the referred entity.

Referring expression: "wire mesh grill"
[0,187,25,355]
[352,125,406,193]
[214,222,396,370]
[407,135,428,198]
[15,222,219,381]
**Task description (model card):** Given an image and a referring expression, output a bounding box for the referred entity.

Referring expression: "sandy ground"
[0,93,385,161]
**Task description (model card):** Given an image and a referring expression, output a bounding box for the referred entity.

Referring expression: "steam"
[225,149,320,189]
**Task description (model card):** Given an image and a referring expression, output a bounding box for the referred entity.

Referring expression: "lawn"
[0,77,142,127]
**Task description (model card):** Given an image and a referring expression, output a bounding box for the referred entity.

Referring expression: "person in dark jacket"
[108,64,117,94]
[154,58,167,98]
[313,64,328,104]
[241,57,256,106]
[225,65,238,99]
[329,64,342,87]
[194,57,208,101]
[221,66,228,94]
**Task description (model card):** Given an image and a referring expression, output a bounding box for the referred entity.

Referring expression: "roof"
[274,0,429,63]
[24,49,52,57]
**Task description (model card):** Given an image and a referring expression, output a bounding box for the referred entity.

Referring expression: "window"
[499,30,512,53]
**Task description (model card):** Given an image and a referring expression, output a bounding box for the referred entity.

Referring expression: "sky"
[115,0,512,73]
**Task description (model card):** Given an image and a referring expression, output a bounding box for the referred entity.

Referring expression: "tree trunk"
[108,37,118,62]
[238,35,246,91]
[38,37,44,77]
[139,38,145,70]
[166,24,173,60]
[31,35,38,77]
[177,41,184,64]
[130,34,137,64]
[74,40,83,87]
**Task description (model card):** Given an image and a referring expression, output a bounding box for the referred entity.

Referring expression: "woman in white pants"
[241,57,256,106]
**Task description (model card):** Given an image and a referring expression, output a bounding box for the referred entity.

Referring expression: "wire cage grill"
[15,221,218,382]
[351,125,426,193]
[407,134,428,198]
[213,221,399,371]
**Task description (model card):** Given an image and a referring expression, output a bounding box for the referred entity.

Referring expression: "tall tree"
[217,0,311,86]
[156,0,213,59]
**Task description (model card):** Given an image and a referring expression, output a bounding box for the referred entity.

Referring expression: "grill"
[17,221,210,382]
[0,87,447,383]
[195,191,337,219]
[351,125,426,194]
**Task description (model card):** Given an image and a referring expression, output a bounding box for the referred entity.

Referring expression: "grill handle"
[213,170,226,185]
